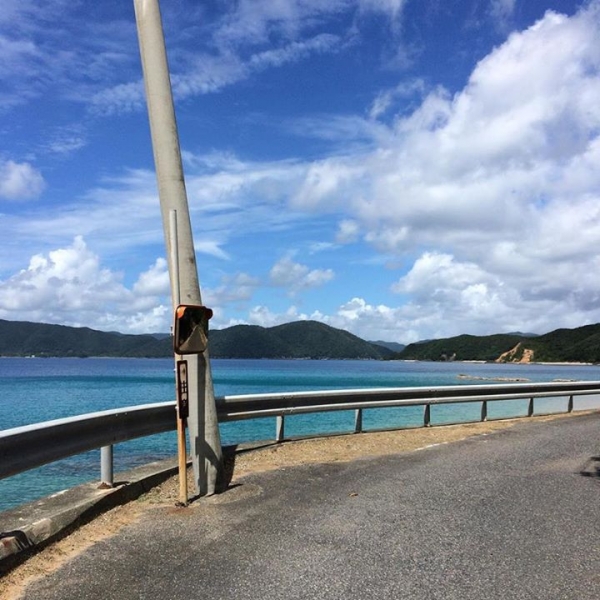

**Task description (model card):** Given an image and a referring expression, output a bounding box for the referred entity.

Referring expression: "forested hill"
[396,323,600,363]
[0,319,169,358]
[0,319,394,360]
[5,318,600,362]
[209,321,393,359]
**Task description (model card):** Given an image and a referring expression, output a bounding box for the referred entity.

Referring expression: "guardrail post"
[528,397,534,417]
[481,400,488,422]
[100,445,114,488]
[354,408,363,433]
[424,404,431,427]
[568,395,574,413]
[276,415,285,442]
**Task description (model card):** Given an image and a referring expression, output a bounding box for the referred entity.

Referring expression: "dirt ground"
[0,414,583,599]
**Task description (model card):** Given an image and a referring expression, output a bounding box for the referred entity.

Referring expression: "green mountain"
[0,319,394,360]
[209,321,393,359]
[369,340,406,353]
[5,318,600,362]
[0,319,170,358]
[396,323,600,363]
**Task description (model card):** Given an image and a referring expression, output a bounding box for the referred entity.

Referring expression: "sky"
[1,0,600,344]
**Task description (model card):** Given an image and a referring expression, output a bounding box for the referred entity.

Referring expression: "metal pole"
[424,404,431,427]
[276,415,285,443]
[133,0,223,495]
[354,408,363,433]
[100,445,114,487]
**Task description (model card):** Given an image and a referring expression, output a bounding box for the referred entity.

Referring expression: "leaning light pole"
[133,0,223,496]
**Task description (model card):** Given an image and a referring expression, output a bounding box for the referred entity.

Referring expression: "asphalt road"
[20,413,600,599]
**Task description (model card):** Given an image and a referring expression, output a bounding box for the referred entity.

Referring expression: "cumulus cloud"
[0,160,45,200]
[4,2,600,344]
[291,5,600,241]
[55,2,600,342]
[270,256,334,294]
[270,4,600,335]
[245,305,309,328]
[133,258,170,297]
[178,3,600,343]
[0,237,173,334]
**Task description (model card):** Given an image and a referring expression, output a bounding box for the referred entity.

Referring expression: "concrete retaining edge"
[0,458,181,567]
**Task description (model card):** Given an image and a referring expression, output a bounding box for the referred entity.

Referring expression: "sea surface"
[1,357,600,511]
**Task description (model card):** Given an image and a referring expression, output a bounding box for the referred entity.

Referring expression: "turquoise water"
[1,358,600,511]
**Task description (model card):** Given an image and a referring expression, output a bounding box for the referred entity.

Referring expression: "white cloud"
[245,305,308,328]
[278,4,600,326]
[336,219,360,244]
[368,79,426,120]
[84,0,412,116]
[358,0,407,21]
[0,35,40,78]
[95,32,341,115]
[42,126,87,156]
[0,2,138,112]
[89,81,145,116]
[269,256,334,294]
[133,258,170,297]
[0,160,45,200]
[193,241,230,261]
[211,1,382,50]
[207,272,260,308]
[489,0,516,28]
[0,238,173,334]
[3,2,600,345]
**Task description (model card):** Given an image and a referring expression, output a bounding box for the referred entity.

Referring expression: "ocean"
[1,357,600,511]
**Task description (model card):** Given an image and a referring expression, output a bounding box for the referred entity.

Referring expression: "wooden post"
[176,360,189,505]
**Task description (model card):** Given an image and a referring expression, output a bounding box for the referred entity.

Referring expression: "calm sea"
[1,357,600,511]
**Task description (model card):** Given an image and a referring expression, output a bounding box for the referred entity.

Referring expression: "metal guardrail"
[0,402,176,481]
[1,380,599,486]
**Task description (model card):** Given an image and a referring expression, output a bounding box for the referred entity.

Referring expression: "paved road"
[20,414,600,599]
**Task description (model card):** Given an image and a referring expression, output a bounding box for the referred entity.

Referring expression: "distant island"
[1,318,600,363]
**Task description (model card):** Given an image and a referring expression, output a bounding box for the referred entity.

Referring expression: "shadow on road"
[580,456,600,479]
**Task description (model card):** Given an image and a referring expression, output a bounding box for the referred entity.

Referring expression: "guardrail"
[1,381,599,487]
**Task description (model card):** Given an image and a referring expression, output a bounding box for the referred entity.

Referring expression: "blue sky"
[1,0,600,344]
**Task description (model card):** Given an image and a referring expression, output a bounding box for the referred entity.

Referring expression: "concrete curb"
[0,458,181,566]
[0,439,274,568]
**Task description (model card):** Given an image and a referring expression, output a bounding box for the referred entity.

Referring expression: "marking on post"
[177,360,189,420]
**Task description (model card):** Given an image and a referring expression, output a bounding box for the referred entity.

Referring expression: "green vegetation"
[204,320,394,359]
[0,319,171,358]
[396,323,600,363]
[0,319,393,360]
[3,318,600,362]
[397,334,527,362]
